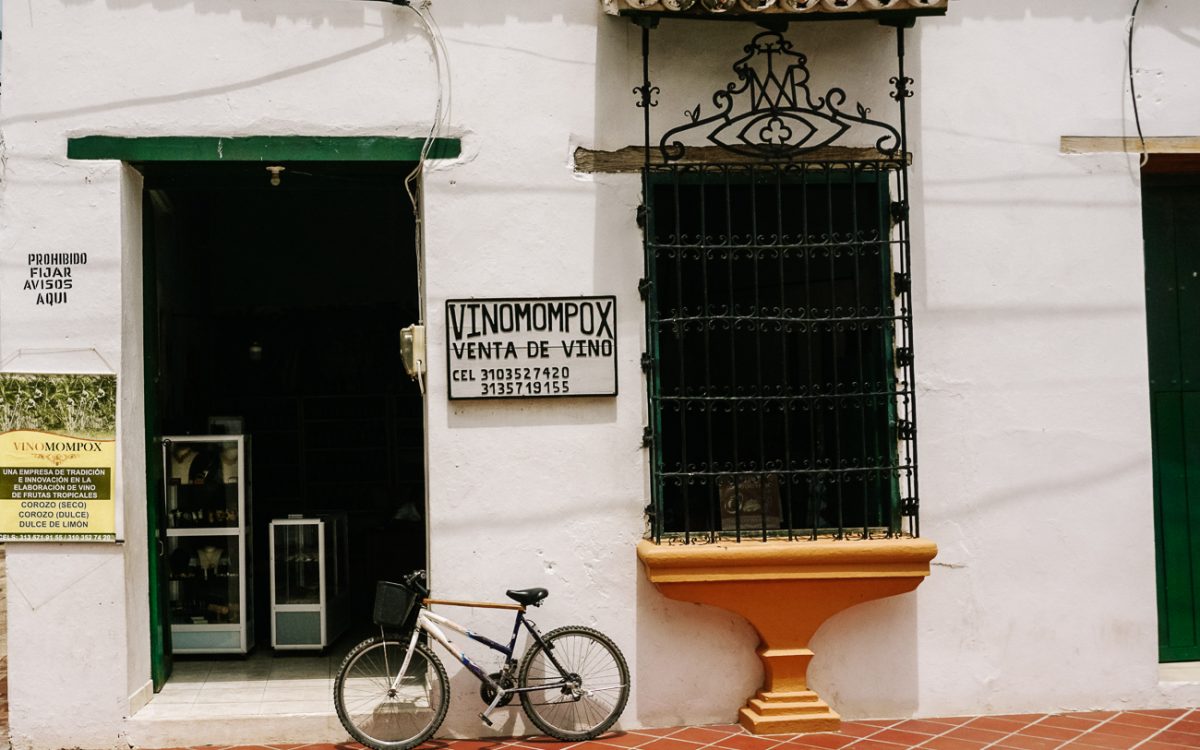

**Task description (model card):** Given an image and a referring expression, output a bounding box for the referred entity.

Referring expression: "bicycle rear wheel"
[334,636,449,750]
[517,626,630,740]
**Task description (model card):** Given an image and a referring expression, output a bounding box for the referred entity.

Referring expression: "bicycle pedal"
[479,713,494,727]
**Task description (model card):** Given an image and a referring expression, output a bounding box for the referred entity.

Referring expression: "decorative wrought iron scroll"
[657,31,902,162]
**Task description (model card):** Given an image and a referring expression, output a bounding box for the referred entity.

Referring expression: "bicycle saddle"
[506,588,549,606]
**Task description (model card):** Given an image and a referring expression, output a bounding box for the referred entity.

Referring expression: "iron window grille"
[637,27,920,543]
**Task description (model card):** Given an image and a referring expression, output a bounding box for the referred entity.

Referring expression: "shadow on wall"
[10,0,602,127]
[55,0,598,29]
[933,0,1200,48]
[58,0,1186,30]
[1,9,418,126]
[0,546,7,740]
[941,0,1124,22]
[633,565,762,728]
[56,0,415,30]
[808,594,920,720]
[445,399,619,430]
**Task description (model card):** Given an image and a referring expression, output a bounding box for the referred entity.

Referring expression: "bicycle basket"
[373,580,421,630]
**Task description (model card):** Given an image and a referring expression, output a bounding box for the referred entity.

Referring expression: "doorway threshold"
[1160,661,1200,683]
[126,651,349,746]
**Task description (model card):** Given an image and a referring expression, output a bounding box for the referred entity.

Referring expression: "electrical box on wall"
[400,324,427,379]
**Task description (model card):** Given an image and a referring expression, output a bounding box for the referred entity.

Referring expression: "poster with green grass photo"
[0,373,118,542]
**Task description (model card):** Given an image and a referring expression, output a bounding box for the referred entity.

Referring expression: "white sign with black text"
[446,296,617,399]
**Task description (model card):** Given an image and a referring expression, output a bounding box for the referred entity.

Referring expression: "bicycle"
[333,570,631,750]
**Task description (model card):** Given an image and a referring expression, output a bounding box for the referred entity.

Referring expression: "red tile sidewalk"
[154,708,1200,750]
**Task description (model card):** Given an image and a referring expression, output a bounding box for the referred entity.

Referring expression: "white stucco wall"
[1,1,1200,748]
[811,0,1200,718]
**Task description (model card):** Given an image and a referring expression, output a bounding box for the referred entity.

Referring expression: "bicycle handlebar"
[404,569,430,598]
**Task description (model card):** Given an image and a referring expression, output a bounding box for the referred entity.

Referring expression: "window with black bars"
[643,159,917,543]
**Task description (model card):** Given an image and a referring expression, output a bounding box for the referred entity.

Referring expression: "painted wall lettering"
[23,253,88,306]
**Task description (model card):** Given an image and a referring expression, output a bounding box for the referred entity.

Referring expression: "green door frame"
[1143,169,1200,663]
[142,194,171,689]
[68,136,461,162]
[69,134,460,690]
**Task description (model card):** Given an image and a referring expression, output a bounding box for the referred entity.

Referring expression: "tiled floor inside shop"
[135,649,344,719]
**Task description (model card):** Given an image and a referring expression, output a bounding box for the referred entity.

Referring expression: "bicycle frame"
[389,602,578,722]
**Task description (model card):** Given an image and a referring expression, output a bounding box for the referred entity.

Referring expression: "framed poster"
[0,372,118,542]
[446,296,617,400]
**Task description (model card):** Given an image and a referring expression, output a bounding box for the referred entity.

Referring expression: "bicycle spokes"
[335,638,450,750]
[518,627,630,740]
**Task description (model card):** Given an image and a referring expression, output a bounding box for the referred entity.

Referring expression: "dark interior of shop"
[142,162,426,649]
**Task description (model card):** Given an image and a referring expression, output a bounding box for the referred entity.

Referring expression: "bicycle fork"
[388,627,423,695]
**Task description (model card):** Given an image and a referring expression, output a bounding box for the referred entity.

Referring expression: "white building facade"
[1,0,1199,748]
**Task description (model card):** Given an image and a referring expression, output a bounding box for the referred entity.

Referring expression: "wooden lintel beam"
[573,145,909,174]
[1060,136,1200,155]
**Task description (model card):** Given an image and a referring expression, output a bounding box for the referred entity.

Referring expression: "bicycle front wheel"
[334,636,449,750]
[517,626,630,740]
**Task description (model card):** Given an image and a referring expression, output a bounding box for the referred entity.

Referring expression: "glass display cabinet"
[269,513,350,650]
[162,435,254,654]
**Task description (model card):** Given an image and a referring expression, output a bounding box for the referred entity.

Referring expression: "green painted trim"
[67,136,461,162]
[143,193,172,690]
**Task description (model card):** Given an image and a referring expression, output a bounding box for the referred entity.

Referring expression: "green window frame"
[643,160,913,543]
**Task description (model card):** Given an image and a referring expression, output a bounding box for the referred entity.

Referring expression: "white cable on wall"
[402,0,450,331]
[398,0,450,395]
[352,0,449,392]
[1128,0,1149,166]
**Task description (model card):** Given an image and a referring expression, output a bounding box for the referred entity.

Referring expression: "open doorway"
[141,161,427,694]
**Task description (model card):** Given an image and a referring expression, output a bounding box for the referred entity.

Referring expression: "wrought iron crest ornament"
[634,81,661,109]
[657,31,903,161]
